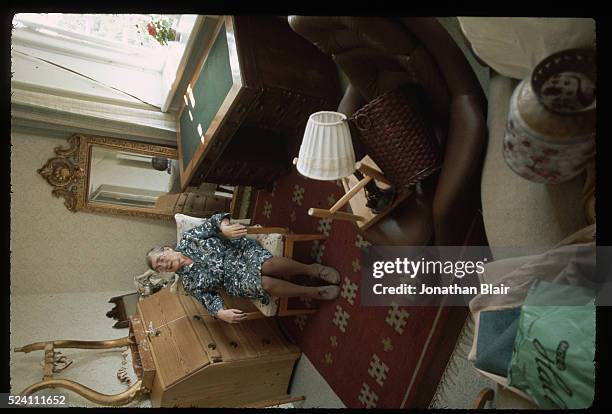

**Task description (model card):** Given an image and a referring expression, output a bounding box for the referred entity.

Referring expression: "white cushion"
[245,225,285,257]
[251,295,279,317]
[457,17,595,80]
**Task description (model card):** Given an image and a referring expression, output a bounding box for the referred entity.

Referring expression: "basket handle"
[350,114,373,131]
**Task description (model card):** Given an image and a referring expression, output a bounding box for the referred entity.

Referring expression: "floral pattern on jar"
[503,79,595,184]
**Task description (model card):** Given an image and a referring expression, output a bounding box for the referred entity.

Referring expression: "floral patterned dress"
[175,213,273,316]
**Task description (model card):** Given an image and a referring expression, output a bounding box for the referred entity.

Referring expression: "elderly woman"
[146,213,341,324]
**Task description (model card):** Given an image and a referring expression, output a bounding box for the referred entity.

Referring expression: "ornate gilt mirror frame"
[38,134,178,220]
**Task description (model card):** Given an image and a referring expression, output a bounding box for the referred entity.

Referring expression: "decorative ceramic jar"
[502,49,596,184]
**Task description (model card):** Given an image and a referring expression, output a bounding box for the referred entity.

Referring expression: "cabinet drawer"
[205,317,261,361]
[241,318,298,357]
[175,291,226,363]
[177,288,261,362]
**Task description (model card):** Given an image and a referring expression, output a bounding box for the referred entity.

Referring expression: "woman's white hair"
[145,245,173,270]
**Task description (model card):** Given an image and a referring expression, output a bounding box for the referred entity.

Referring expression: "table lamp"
[293,111,397,224]
[295,111,356,180]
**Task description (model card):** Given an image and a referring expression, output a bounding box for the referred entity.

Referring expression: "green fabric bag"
[507,280,596,409]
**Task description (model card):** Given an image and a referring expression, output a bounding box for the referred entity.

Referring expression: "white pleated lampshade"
[295,111,356,180]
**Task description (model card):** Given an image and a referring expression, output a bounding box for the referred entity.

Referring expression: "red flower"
[147,22,157,37]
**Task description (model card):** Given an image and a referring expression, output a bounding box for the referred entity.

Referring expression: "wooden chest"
[130,285,301,408]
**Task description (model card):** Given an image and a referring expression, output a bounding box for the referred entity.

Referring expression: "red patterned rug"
[251,168,467,409]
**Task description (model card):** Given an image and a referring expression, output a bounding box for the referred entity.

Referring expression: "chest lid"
[137,286,213,388]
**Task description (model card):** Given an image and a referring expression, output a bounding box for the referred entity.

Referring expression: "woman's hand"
[216,308,247,324]
[220,221,248,239]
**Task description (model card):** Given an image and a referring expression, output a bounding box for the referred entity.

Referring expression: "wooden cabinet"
[177,15,342,190]
[154,192,232,218]
[131,285,301,408]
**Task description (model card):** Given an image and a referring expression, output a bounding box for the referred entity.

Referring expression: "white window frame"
[12,13,202,112]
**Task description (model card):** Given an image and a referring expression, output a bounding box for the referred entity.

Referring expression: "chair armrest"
[284,234,328,242]
[398,17,485,102]
[432,94,487,245]
[246,227,289,234]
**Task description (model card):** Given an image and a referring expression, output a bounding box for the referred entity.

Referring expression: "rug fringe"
[428,314,476,408]
[430,386,449,408]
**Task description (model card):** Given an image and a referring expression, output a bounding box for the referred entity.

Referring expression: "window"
[89,184,162,209]
[14,13,181,49]
[12,13,199,109]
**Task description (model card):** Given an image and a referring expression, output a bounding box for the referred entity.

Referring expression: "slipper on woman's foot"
[313,263,341,285]
[317,285,340,300]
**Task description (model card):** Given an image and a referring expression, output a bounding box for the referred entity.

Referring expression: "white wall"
[10,131,178,295]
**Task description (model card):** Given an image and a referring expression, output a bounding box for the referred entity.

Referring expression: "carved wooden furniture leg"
[14,336,145,406]
[21,379,144,406]
[472,387,495,409]
[14,337,133,353]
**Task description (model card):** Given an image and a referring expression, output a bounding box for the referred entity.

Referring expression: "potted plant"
[137,18,177,46]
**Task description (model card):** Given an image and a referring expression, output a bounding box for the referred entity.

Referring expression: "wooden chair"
[307,156,411,232]
[175,214,327,318]
[241,226,328,318]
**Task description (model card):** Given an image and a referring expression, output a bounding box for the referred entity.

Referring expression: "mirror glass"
[88,146,180,209]
[38,134,238,220]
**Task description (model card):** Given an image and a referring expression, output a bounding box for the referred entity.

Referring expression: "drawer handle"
[208,343,217,350]
[262,338,271,345]
[229,341,238,348]
[193,315,202,321]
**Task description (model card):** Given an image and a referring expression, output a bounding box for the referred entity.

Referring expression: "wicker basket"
[350,84,442,188]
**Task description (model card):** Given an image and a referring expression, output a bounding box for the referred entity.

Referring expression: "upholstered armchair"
[288,17,489,247]
[175,214,325,318]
